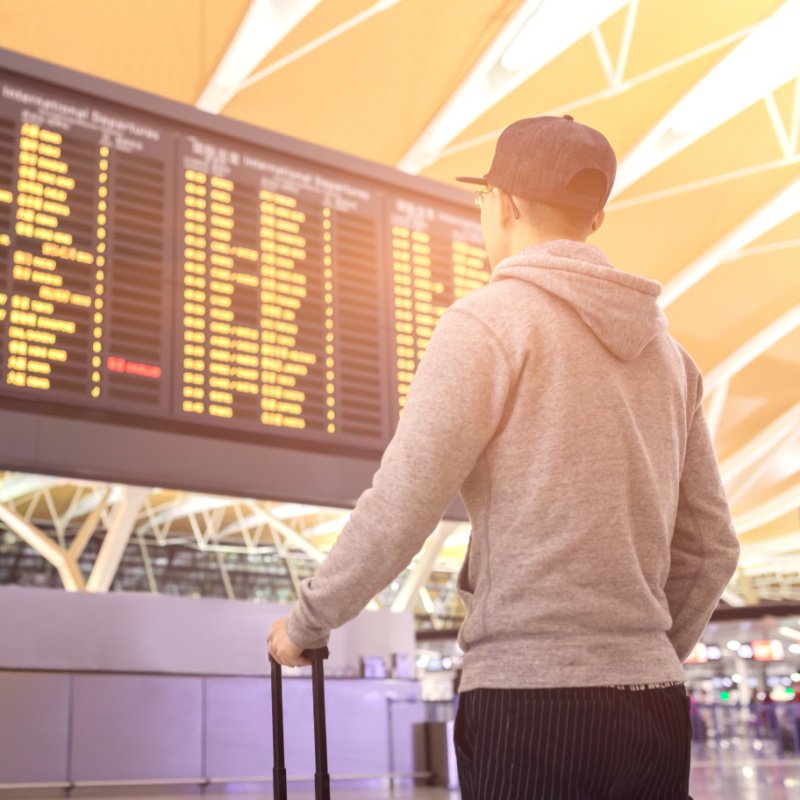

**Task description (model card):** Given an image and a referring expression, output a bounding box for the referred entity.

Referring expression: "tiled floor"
[690,757,800,799]
[7,748,800,799]
[39,762,800,799]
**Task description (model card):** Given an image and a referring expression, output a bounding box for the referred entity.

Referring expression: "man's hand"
[268,616,310,668]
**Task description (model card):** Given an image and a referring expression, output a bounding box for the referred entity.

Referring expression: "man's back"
[448,239,739,691]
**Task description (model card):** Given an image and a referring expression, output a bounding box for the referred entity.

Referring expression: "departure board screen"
[0,51,488,502]
[0,90,172,416]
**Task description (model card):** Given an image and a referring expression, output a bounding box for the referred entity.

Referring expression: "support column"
[0,502,85,591]
[390,520,460,612]
[86,486,149,592]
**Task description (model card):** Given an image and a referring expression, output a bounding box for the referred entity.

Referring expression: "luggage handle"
[270,647,330,800]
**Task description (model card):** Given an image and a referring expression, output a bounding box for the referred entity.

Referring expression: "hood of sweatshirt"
[490,240,667,362]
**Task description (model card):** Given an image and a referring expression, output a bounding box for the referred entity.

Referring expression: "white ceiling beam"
[216,551,237,601]
[136,496,232,532]
[734,483,800,534]
[733,237,800,261]
[247,502,326,563]
[791,77,800,151]
[397,0,631,174]
[613,0,800,196]
[68,488,111,561]
[268,503,325,520]
[219,510,267,538]
[703,303,800,394]
[739,554,800,577]
[301,513,351,539]
[0,473,63,503]
[441,23,758,164]
[239,0,401,91]
[590,27,616,87]
[136,529,159,594]
[727,430,800,508]
[612,0,638,85]
[217,508,342,539]
[764,93,794,157]
[591,1,639,89]
[740,531,800,564]
[721,588,746,607]
[608,156,800,212]
[721,402,800,485]
[659,177,800,308]
[704,380,730,441]
[67,484,123,520]
[390,521,459,613]
[196,0,322,113]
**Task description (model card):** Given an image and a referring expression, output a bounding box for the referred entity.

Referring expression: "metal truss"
[0,471,467,628]
[1,468,795,623]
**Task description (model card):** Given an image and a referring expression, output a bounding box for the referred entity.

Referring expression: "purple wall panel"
[70,674,203,781]
[0,671,70,782]
[205,676,422,779]
[0,670,423,786]
[204,677,271,778]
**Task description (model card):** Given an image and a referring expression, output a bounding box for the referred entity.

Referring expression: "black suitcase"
[270,647,331,800]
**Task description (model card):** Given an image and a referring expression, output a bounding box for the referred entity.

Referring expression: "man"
[269,116,740,799]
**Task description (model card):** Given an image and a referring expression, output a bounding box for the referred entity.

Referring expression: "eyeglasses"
[473,187,492,209]
[474,186,520,220]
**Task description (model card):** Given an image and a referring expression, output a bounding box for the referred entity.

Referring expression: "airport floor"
[7,744,800,800]
[9,761,800,800]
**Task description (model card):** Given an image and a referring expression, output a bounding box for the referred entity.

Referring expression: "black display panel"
[0,50,488,506]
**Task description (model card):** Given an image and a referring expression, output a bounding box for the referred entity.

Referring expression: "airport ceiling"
[0,0,799,606]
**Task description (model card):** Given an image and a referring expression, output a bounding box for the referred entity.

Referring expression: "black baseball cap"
[456,115,616,213]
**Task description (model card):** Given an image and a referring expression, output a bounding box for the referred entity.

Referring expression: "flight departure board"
[0,50,489,506]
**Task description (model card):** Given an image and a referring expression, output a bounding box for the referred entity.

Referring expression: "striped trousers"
[455,684,692,800]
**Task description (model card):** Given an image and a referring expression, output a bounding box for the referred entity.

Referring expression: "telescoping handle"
[270,647,330,800]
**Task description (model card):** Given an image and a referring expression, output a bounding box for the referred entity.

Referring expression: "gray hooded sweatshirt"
[287,240,740,691]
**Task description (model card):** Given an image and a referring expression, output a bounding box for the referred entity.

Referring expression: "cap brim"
[455,176,488,185]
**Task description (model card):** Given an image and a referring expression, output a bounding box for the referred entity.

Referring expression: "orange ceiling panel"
[0,0,797,586]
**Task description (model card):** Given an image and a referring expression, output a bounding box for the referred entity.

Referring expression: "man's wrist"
[286,609,329,651]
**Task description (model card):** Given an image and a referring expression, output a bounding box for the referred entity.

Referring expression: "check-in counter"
[0,586,424,792]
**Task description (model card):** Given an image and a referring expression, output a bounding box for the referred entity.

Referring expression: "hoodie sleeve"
[665,376,740,662]
[286,306,515,649]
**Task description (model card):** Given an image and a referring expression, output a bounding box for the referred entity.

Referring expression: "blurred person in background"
[269,116,739,799]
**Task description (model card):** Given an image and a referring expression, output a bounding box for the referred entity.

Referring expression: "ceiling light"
[659,179,800,309]
[739,643,754,659]
[419,590,435,615]
[196,0,322,113]
[398,0,631,173]
[614,0,800,196]
[668,0,800,135]
[727,639,742,650]
[501,0,630,72]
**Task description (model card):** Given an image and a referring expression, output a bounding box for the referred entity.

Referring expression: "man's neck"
[509,226,586,254]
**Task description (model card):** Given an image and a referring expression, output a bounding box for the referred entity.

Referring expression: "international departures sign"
[0,50,488,506]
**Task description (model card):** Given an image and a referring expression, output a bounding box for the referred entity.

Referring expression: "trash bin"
[413,720,458,789]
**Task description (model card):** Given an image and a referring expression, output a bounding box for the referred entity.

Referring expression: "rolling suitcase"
[270,647,331,800]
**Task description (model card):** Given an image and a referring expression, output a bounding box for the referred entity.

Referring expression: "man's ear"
[590,209,606,233]
[498,191,516,228]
